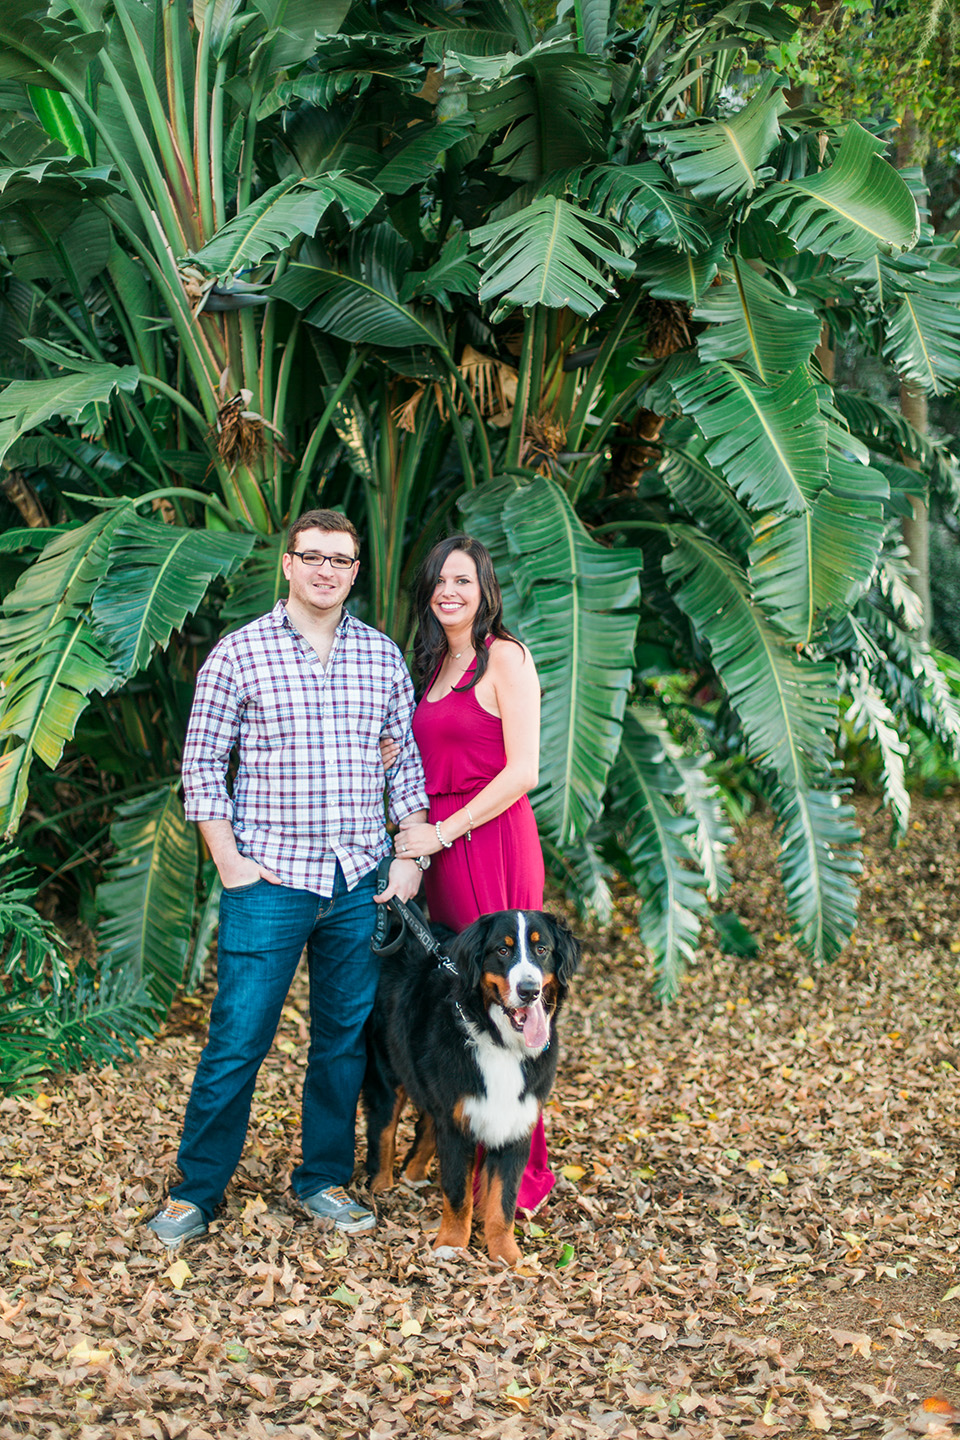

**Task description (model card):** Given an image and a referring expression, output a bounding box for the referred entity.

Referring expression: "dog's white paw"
[432,1244,465,1260]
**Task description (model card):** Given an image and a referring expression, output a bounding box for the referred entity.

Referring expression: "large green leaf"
[695,257,821,381]
[91,515,256,676]
[567,162,711,252]
[0,356,140,466]
[0,512,124,835]
[664,526,837,784]
[463,474,642,844]
[747,419,887,644]
[608,708,708,1001]
[0,158,115,211]
[574,0,613,53]
[399,233,480,307]
[647,81,787,203]
[261,34,424,113]
[755,122,919,262]
[0,620,116,836]
[248,0,353,67]
[0,1,107,87]
[771,776,861,964]
[221,534,286,633]
[95,785,197,1014]
[658,420,754,556]
[469,48,611,181]
[376,118,474,195]
[470,196,633,318]
[188,173,381,277]
[272,226,446,349]
[664,528,860,962]
[881,259,960,396]
[670,362,827,514]
[636,232,724,303]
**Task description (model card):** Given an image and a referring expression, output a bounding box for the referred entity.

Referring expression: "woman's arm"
[396,639,540,856]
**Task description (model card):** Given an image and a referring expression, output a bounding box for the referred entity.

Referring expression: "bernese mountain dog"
[363,907,580,1265]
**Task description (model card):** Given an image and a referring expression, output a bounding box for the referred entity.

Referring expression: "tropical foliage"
[3,0,960,1076]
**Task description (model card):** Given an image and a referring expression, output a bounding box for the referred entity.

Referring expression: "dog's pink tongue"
[522,996,549,1050]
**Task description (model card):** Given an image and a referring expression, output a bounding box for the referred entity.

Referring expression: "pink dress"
[412,651,553,1212]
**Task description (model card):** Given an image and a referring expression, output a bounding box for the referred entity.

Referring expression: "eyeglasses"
[291,550,358,570]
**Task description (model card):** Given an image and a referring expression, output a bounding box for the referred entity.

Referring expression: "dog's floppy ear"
[545,913,581,984]
[447,914,492,991]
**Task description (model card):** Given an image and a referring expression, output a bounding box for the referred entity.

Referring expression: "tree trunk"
[896,111,931,639]
[899,380,931,638]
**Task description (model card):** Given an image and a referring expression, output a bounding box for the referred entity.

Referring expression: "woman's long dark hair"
[412,535,523,693]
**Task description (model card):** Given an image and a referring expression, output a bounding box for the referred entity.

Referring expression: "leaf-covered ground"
[3,795,960,1440]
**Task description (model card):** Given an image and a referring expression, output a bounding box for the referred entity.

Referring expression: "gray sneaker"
[147,1199,208,1246]
[301,1185,375,1233]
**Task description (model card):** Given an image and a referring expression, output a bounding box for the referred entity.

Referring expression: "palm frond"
[748,427,887,643]
[881,258,960,396]
[567,162,711,251]
[188,173,380,277]
[470,196,634,318]
[657,420,754,556]
[695,257,821,381]
[469,48,611,180]
[0,353,140,465]
[755,122,919,261]
[95,785,198,1014]
[272,225,447,349]
[670,362,826,514]
[609,708,708,1001]
[664,526,838,784]
[842,669,910,835]
[377,119,474,195]
[462,473,642,844]
[91,515,255,677]
[647,81,787,204]
[771,775,861,963]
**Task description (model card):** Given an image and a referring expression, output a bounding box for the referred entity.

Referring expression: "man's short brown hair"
[287,510,360,556]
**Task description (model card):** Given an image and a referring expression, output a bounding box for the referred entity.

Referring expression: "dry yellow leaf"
[164,1258,193,1290]
[561,1164,586,1182]
[67,1339,113,1368]
[399,1316,422,1337]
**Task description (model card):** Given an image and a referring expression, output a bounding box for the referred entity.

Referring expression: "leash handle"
[369,854,453,969]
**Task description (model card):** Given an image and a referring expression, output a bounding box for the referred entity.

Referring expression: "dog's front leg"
[432,1127,476,1256]
[481,1148,523,1266]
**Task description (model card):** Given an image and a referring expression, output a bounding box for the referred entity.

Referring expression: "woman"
[388,534,553,1213]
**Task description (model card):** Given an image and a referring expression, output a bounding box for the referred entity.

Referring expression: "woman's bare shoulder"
[487,635,537,678]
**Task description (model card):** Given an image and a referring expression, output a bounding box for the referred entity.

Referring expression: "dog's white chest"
[462,1032,538,1148]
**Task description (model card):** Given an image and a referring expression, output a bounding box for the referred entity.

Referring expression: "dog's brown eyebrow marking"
[503,934,514,947]
[529,930,540,943]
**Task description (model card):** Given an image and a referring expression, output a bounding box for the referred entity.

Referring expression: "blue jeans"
[171,864,379,1220]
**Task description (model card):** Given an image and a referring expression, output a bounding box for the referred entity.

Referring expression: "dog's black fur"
[364,908,580,1263]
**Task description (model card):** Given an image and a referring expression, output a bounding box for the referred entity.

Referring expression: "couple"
[149,509,551,1246]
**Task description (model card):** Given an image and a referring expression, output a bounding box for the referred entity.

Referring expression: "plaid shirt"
[182,602,427,893]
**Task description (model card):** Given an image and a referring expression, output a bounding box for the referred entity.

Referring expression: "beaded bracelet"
[436,821,453,850]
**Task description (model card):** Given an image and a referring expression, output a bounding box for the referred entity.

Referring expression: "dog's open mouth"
[504,994,549,1049]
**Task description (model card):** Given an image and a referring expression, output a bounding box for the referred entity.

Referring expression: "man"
[148,510,429,1246]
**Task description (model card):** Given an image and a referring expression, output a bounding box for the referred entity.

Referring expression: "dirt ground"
[2,793,959,1439]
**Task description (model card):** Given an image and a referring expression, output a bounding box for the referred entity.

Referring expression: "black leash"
[371,856,457,974]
